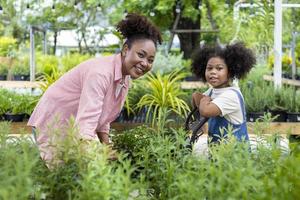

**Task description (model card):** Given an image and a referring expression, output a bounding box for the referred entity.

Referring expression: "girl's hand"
[200,96,212,104]
[192,92,205,108]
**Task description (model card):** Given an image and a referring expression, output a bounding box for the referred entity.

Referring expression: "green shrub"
[0,121,299,199]
[11,61,30,75]
[152,51,186,74]
[136,70,190,130]
[0,89,38,115]
[36,54,59,75]
[61,53,91,72]
[0,124,39,200]
[278,86,300,112]
[0,37,17,57]
[0,63,8,75]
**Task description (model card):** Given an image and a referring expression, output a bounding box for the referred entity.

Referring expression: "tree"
[0,0,27,43]
[109,0,204,59]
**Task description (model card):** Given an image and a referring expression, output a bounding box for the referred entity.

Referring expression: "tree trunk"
[176,6,201,59]
[204,0,219,43]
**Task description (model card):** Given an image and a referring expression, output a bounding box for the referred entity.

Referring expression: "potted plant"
[136,69,190,131]
[280,86,300,122]
[11,61,30,81]
[36,53,59,76]
[0,89,11,120]
[243,83,275,122]
[0,63,8,80]
[3,92,28,122]
[267,89,288,122]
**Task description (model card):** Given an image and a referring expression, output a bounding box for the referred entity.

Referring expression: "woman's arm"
[96,132,110,145]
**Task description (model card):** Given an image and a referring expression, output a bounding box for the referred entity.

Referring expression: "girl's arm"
[199,96,221,117]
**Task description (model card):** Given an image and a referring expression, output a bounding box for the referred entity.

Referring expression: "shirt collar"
[114,53,129,88]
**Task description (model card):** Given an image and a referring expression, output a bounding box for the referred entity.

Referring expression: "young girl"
[191,42,256,144]
[28,13,162,164]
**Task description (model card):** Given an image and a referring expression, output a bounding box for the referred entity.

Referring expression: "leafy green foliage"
[61,53,92,72]
[0,89,38,115]
[136,70,190,130]
[11,60,30,75]
[36,54,59,76]
[0,36,17,57]
[151,51,186,75]
[38,67,64,93]
[0,63,8,75]
[0,120,299,199]
[0,124,39,200]
[276,86,300,113]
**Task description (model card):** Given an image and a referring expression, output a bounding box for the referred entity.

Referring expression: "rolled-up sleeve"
[75,72,110,140]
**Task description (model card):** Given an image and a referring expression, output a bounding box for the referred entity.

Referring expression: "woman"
[28,13,162,164]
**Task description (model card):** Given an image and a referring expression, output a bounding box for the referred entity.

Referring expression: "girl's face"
[122,39,156,79]
[205,57,230,88]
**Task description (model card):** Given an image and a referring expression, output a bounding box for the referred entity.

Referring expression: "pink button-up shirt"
[28,54,129,162]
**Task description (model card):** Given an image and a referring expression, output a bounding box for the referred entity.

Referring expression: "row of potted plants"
[0,89,38,122]
[240,67,300,122]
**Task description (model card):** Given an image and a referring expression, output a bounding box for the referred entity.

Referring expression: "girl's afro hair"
[191,42,256,82]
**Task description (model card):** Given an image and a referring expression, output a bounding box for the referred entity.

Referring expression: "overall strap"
[208,89,213,97]
[229,89,246,122]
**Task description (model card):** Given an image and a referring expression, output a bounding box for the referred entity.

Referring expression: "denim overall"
[208,89,249,144]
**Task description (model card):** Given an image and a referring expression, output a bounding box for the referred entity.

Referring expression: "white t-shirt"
[204,87,244,124]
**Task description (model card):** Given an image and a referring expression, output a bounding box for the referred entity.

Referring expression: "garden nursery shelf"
[0,81,207,89]
[8,121,300,136]
[0,81,42,88]
[263,75,300,87]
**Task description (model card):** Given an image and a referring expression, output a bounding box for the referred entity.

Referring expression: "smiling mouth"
[135,66,145,75]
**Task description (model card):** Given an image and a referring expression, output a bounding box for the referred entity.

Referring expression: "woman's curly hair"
[191,42,256,82]
[116,13,162,48]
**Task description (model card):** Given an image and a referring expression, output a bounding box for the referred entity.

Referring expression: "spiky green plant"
[136,70,190,131]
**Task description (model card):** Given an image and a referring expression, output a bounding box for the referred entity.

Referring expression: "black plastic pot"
[184,75,201,81]
[13,74,30,81]
[4,113,25,122]
[114,107,149,123]
[286,112,300,122]
[0,75,7,80]
[269,110,287,122]
[246,112,265,122]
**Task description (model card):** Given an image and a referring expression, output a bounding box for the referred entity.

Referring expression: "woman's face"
[122,39,156,79]
[205,57,230,88]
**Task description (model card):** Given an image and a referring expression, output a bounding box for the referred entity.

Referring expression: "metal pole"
[291,32,296,80]
[30,26,35,82]
[43,30,47,54]
[274,0,282,89]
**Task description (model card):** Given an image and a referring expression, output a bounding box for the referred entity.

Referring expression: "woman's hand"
[192,92,205,108]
